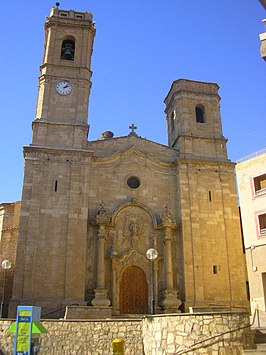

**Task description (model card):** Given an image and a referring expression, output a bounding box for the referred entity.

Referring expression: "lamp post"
[146,248,158,315]
[1,259,12,318]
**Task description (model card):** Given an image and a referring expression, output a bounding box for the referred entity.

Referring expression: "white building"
[236,148,266,316]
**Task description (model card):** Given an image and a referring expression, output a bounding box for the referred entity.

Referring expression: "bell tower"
[10,7,96,317]
[164,79,228,160]
[164,79,248,312]
[32,7,96,149]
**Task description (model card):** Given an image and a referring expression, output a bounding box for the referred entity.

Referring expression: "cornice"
[175,157,235,169]
[32,119,88,128]
[88,134,176,152]
[45,18,96,32]
[23,145,94,158]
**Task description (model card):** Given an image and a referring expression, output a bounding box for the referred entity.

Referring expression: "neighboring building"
[0,202,20,317]
[236,149,266,316]
[259,0,266,60]
[0,7,248,318]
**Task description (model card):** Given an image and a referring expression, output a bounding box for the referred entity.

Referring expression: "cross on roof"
[129,123,137,134]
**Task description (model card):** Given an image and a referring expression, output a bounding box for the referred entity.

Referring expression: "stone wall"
[142,312,253,354]
[0,312,254,355]
[0,318,143,355]
[0,202,20,317]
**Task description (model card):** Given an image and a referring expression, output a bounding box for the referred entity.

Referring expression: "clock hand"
[63,84,69,89]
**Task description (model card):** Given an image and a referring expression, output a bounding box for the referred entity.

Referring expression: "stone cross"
[129,124,137,134]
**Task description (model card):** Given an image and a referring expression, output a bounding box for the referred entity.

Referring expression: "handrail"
[41,303,79,319]
[173,309,259,355]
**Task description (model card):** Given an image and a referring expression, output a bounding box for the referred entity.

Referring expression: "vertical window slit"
[213,265,218,274]
[55,180,58,192]
[209,191,212,202]
[195,106,205,123]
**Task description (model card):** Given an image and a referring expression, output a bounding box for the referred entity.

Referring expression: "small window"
[258,213,266,235]
[61,39,75,61]
[195,106,205,123]
[254,174,266,196]
[213,265,218,274]
[127,176,140,189]
[170,111,175,132]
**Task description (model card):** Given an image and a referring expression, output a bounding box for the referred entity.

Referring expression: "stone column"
[92,225,111,307]
[110,257,119,314]
[154,259,160,313]
[160,206,181,312]
[164,228,174,289]
[96,227,106,289]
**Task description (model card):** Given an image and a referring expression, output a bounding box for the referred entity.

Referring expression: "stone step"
[257,344,266,350]
[242,342,266,354]
[255,329,266,344]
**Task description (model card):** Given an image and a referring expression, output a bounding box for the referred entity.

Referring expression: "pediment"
[111,198,158,229]
[91,146,174,171]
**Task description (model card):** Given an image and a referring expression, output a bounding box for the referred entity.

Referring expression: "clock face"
[56,81,72,95]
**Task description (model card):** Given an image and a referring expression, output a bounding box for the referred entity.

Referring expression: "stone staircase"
[243,328,266,354]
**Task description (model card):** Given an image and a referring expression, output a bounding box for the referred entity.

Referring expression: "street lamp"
[1,259,12,318]
[146,248,158,315]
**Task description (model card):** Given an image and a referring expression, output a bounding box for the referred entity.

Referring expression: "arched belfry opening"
[61,37,75,60]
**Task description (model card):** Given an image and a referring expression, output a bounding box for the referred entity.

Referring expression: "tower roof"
[164,78,220,107]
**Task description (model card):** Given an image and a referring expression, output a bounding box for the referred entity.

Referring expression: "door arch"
[119,266,148,314]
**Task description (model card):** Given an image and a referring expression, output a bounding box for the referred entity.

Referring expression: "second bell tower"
[32,7,96,149]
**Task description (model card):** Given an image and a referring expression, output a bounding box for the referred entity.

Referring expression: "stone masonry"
[0,313,253,354]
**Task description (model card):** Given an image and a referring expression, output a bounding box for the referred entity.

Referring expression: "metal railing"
[173,309,260,355]
[41,303,79,319]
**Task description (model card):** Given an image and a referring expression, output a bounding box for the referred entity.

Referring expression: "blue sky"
[0,1,265,202]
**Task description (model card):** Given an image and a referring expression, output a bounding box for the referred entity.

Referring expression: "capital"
[95,201,112,224]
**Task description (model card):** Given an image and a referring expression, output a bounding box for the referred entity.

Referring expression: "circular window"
[127,176,140,189]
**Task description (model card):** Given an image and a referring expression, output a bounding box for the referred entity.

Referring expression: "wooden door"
[119,266,148,314]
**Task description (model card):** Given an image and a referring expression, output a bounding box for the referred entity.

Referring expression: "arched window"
[195,106,205,123]
[61,38,75,60]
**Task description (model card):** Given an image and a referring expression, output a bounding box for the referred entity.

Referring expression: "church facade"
[4,7,248,317]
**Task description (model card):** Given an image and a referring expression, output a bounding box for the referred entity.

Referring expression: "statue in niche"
[123,215,142,249]
[116,230,130,254]
[129,217,141,237]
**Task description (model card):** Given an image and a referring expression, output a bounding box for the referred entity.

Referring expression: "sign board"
[14,306,41,355]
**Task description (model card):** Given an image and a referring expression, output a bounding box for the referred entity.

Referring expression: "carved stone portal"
[91,200,181,314]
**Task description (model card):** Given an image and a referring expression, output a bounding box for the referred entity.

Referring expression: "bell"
[63,48,73,60]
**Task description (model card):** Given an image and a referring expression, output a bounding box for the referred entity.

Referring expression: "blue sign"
[14,306,41,355]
